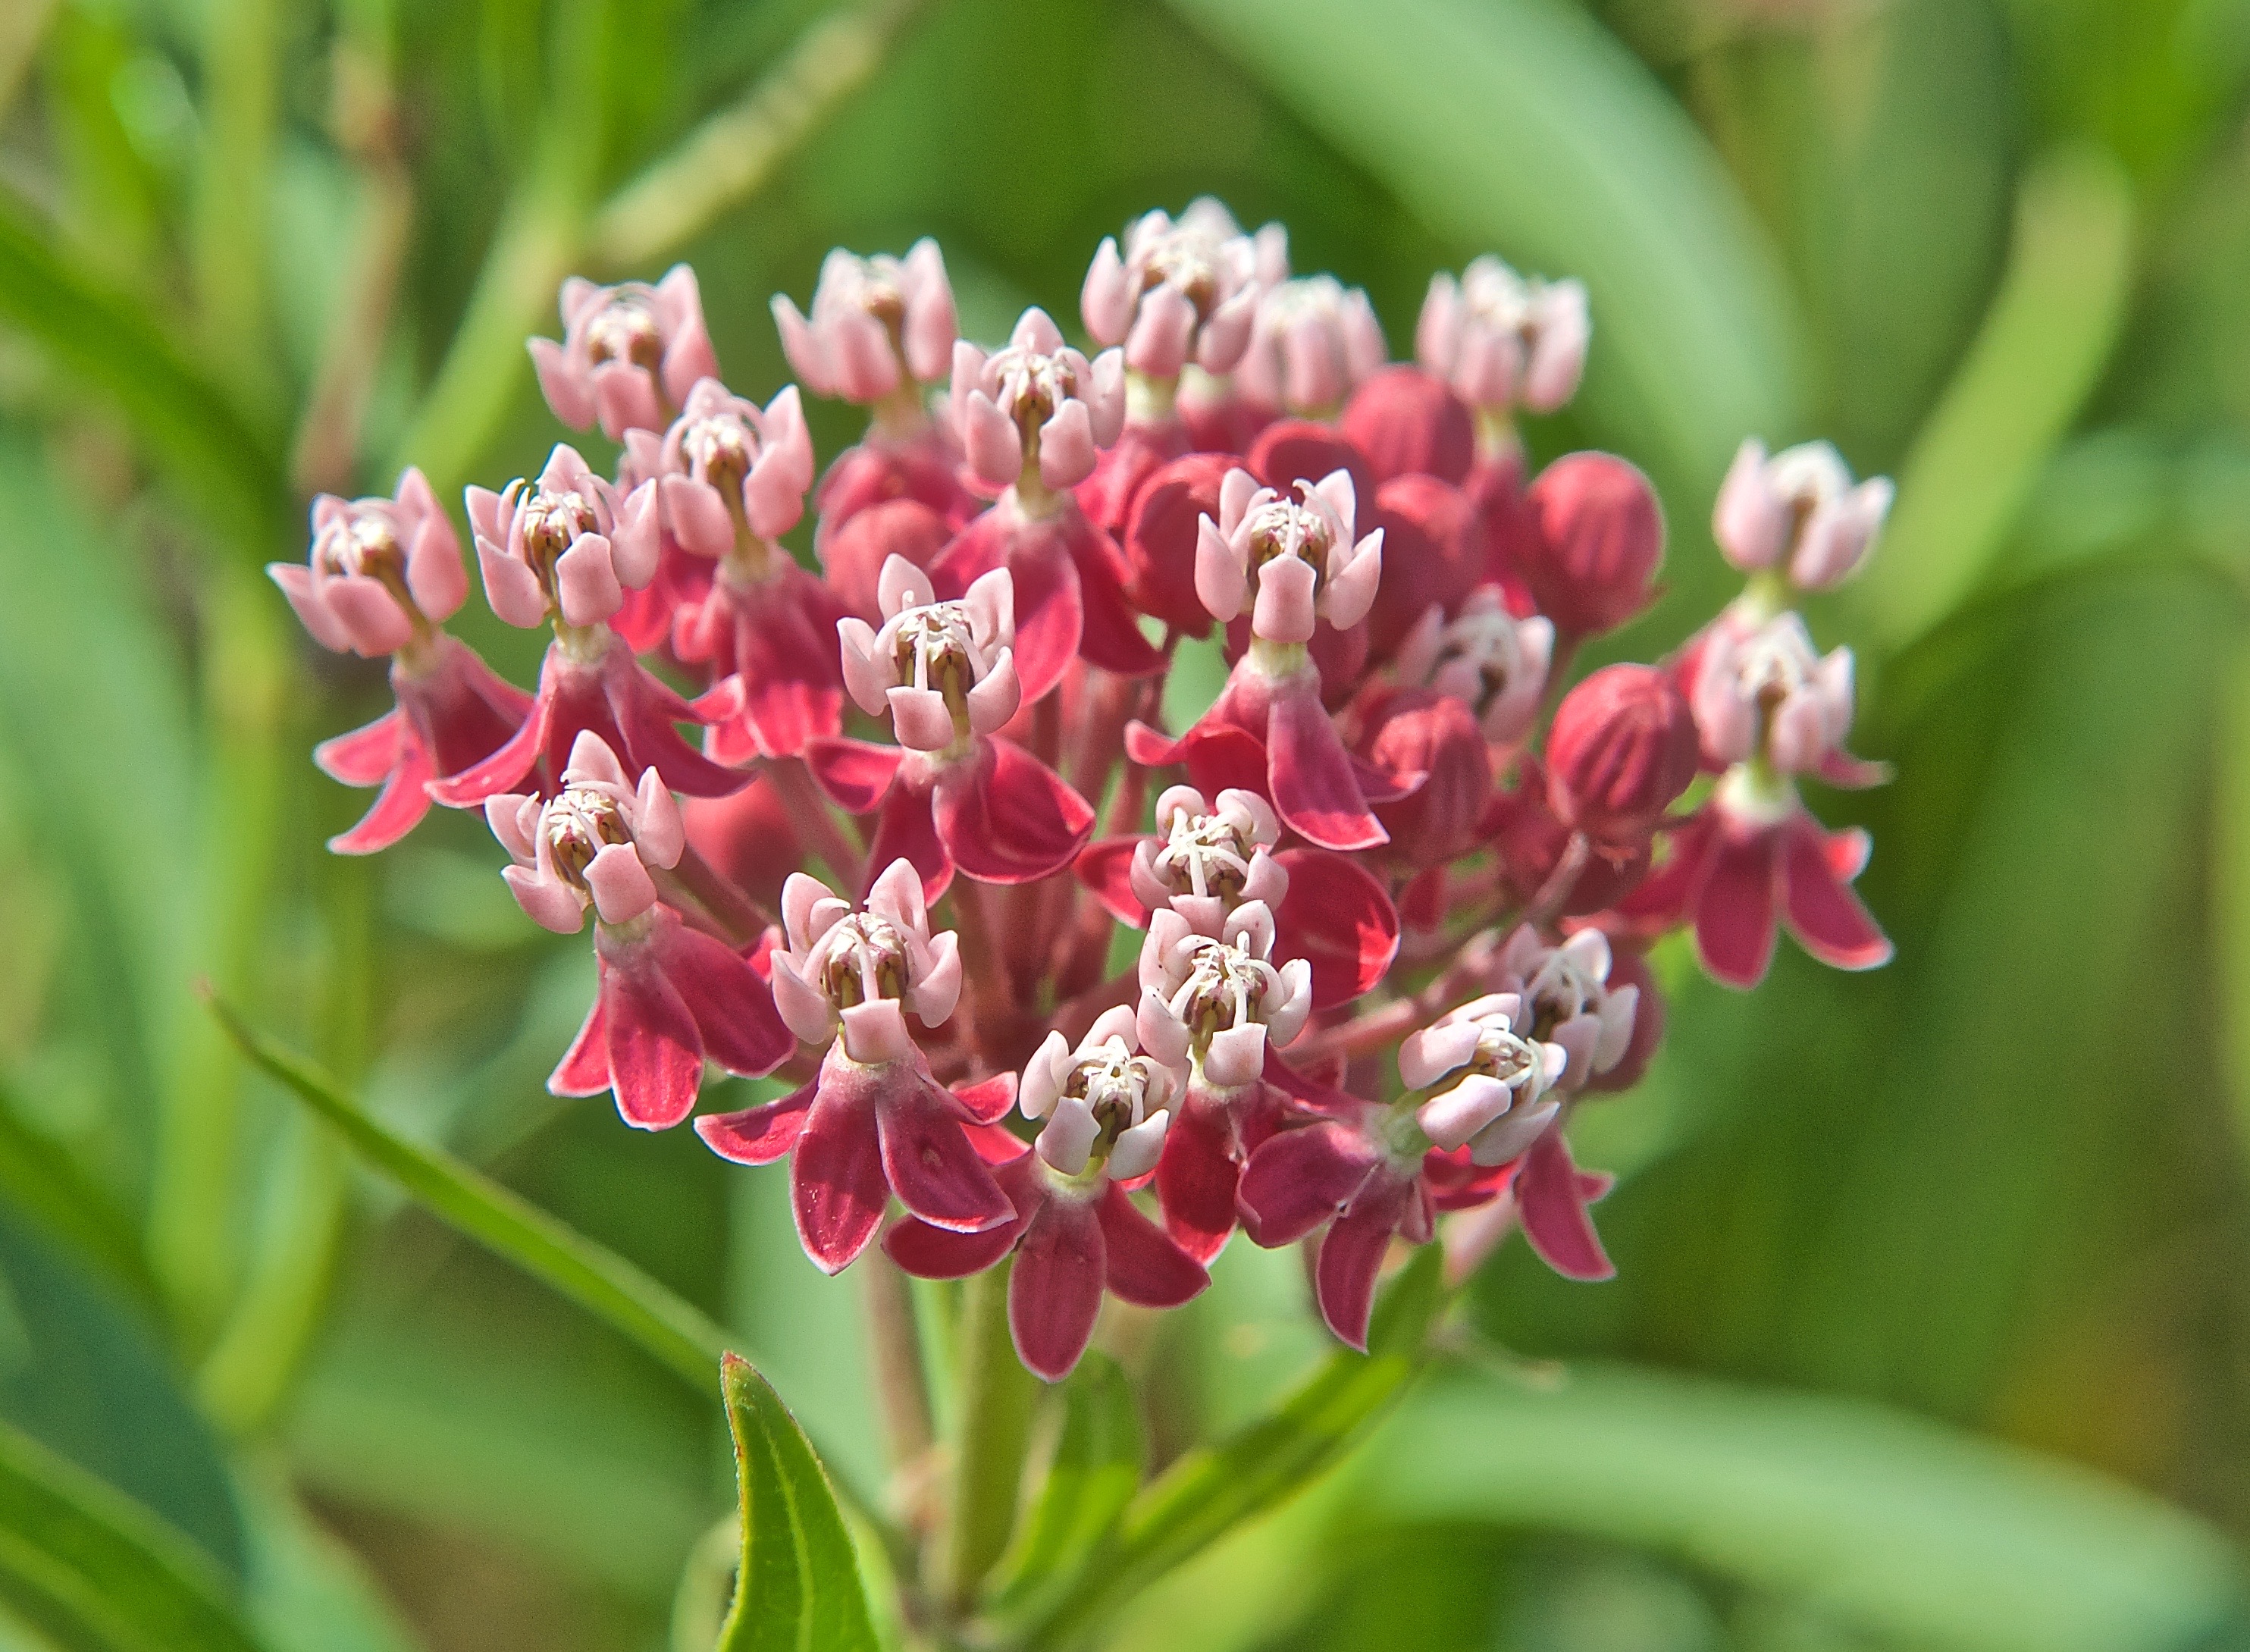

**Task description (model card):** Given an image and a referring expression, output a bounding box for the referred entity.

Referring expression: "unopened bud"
[1546,664,1697,842]
[1518,453,1663,638]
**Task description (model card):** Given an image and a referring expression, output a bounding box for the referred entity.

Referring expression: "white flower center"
[586,296,663,371]
[540,784,631,890]
[805,913,910,1011]
[1152,810,1258,902]
[315,505,405,583]
[1167,936,1281,1040]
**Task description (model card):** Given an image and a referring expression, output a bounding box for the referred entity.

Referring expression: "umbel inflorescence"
[272,204,1894,1381]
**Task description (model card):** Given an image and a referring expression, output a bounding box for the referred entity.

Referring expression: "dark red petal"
[682,779,802,911]
[1611,807,1719,933]
[1155,1094,1245,1265]
[1339,366,1474,486]
[1515,1130,1614,1281]
[425,669,550,805]
[1780,816,1893,971]
[695,1080,816,1165]
[934,738,1095,886]
[1274,848,1399,1010]
[865,776,953,903]
[327,732,435,854]
[657,923,794,1078]
[605,647,748,798]
[1248,418,1375,506]
[548,995,612,1098]
[1314,1191,1409,1352]
[953,1071,1020,1124]
[728,567,851,759]
[792,1086,891,1273]
[600,952,704,1129]
[1067,516,1167,677]
[1009,1196,1106,1382]
[1422,1146,1512,1212]
[1123,451,1233,637]
[884,1212,1022,1279]
[1694,823,1782,989]
[1236,1121,1382,1249]
[1076,837,1154,927]
[877,1079,1014,1232]
[1077,422,1189,533]
[315,708,403,785]
[803,737,905,815]
[1095,1184,1208,1308]
[933,508,1082,704]
[1268,682,1387,851]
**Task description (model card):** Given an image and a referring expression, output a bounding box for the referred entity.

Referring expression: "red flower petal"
[1247,418,1375,506]
[603,641,746,798]
[1274,848,1398,1009]
[326,731,435,854]
[1155,1093,1246,1265]
[792,1086,892,1274]
[599,951,704,1130]
[1338,366,1474,487]
[1315,1190,1409,1351]
[1268,680,1387,851]
[1123,452,1233,637]
[657,923,794,1078]
[1365,473,1480,665]
[953,1071,1020,1124]
[1095,1184,1208,1308]
[1515,1130,1614,1281]
[315,708,403,786]
[803,737,905,815]
[876,1079,1014,1233]
[1076,837,1153,927]
[1009,1196,1106,1381]
[548,996,611,1098]
[696,1080,816,1165]
[933,738,1095,886]
[1694,823,1782,989]
[884,1212,1022,1279]
[866,776,953,903]
[1077,422,1189,534]
[933,507,1083,704]
[1237,1120,1383,1249]
[820,497,951,623]
[1780,816,1893,971]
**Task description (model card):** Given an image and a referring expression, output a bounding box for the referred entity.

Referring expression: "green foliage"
[714,1353,879,1652]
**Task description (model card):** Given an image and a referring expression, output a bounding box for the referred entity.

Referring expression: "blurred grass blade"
[0,1414,267,1652]
[0,185,288,555]
[986,1353,1142,1620]
[1024,1246,1445,1649]
[1370,1365,2250,1652]
[206,994,732,1390]
[1160,0,1800,489]
[716,1352,879,1652]
[1853,145,2135,648]
[2213,640,2250,1179]
[0,1081,157,1306]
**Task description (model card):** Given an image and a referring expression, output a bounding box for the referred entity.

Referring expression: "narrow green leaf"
[0,1082,156,1306]
[716,1352,879,1652]
[205,995,732,1391]
[1851,144,2136,647]
[1023,1247,1445,1649]
[1160,0,1801,487]
[0,1415,266,1652]
[1363,1364,2250,1652]
[2211,638,2250,1189]
[986,1353,1143,1620]
[0,184,289,557]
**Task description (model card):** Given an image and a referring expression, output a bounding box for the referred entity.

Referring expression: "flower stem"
[769,757,866,893]
[861,1249,938,1524]
[942,1258,1036,1613]
[657,842,774,947]
[1519,830,1590,935]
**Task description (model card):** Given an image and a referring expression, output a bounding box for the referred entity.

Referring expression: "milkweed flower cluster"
[271,200,1894,1379]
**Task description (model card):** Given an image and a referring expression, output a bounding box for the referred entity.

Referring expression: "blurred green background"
[5,0,2250,1647]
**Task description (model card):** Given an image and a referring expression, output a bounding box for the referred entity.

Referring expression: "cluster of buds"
[272,204,1895,1381]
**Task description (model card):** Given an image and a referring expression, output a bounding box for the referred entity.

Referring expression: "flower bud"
[1020,1005,1182,1179]
[768,858,963,1064]
[1519,452,1664,638]
[836,557,1019,753]
[1123,452,1234,637]
[1080,199,1280,379]
[951,309,1125,493]
[772,240,957,403]
[1713,438,1892,591]
[1195,467,1384,643]
[486,732,683,934]
[1358,688,1492,870]
[1233,275,1387,416]
[1337,365,1474,486]
[819,497,951,624]
[1415,258,1589,416]
[1547,663,1697,842]
[529,267,719,440]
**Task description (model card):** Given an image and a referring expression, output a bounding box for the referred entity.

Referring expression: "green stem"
[945,1259,1036,1613]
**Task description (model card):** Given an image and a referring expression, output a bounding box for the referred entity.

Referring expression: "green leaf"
[716,1352,879,1652]
[1365,1364,2250,1652]
[0,183,289,559]
[0,1414,266,1652]
[2215,638,2250,1180]
[206,995,733,1393]
[1022,1247,1446,1649]
[986,1352,1143,1621]
[1850,143,2136,648]
[1158,0,1803,487]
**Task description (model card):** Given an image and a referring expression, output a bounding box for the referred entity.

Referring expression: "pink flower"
[1233,276,1387,416]
[1237,1100,1508,1349]
[886,1009,1205,1380]
[697,861,1017,1273]
[1390,587,1554,745]
[807,560,1093,897]
[466,445,657,632]
[1610,775,1891,989]
[1127,785,1288,934]
[1137,899,1311,1086]
[529,267,719,440]
[272,469,466,657]
[639,379,816,552]
[272,473,532,853]
[493,733,792,1127]
[1516,452,1665,639]
[1416,258,1590,416]
[1714,439,1892,591]
[773,240,957,405]
[952,309,1126,496]
[1195,468,1384,644]
[1545,663,1699,843]
[1691,610,1856,777]
[1487,926,1641,1096]
[1080,199,1280,380]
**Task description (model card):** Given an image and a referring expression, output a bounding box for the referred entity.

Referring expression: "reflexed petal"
[1694,825,1782,989]
[792,1087,890,1274]
[878,1081,1013,1233]
[1781,817,1893,970]
[1009,1196,1105,1382]
[1095,1184,1207,1307]
[1155,1096,1244,1264]
[695,1080,816,1165]
[548,996,612,1097]
[600,955,704,1129]
[1268,681,1386,851]
[1236,1121,1380,1248]
[1314,1190,1407,1350]
[1273,848,1398,1008]
[885,1214,1020,1280]
[933,738,1095,886]
[1515,1130,1614,1281]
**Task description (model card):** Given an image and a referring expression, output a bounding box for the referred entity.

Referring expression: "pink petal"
[792,1086,891,1273]
[662,475,735,560]
[1010,1196,1106,1381]
[802,736,904,815]
[932,738,1095,886]
[1268,679,1387,851]
[315,708,403,786]
[325,735,435,854]
[1315,1192,1407,1351]
[591,361,664,441]
[1694,825,1782,989]
[600,953,704,1129]
[1236,1121,1380,1248]
[877,1080,1014,1233]
[1081,237,1133,343]
[1515,1130,1614,1281]
[1075,837,1153,927]
[888,685,957,752]
[1780,817,1893,971]
[528,337,594,428]
[1271,848,1398,1009]
[584,842,659,926]
[932,512,1083,705]
[963,391,1025,489]
[695,1080,816,1165]
[1095,1183,1206,1307]
[953,1071,1019,1125]
[548,996,612,1097]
